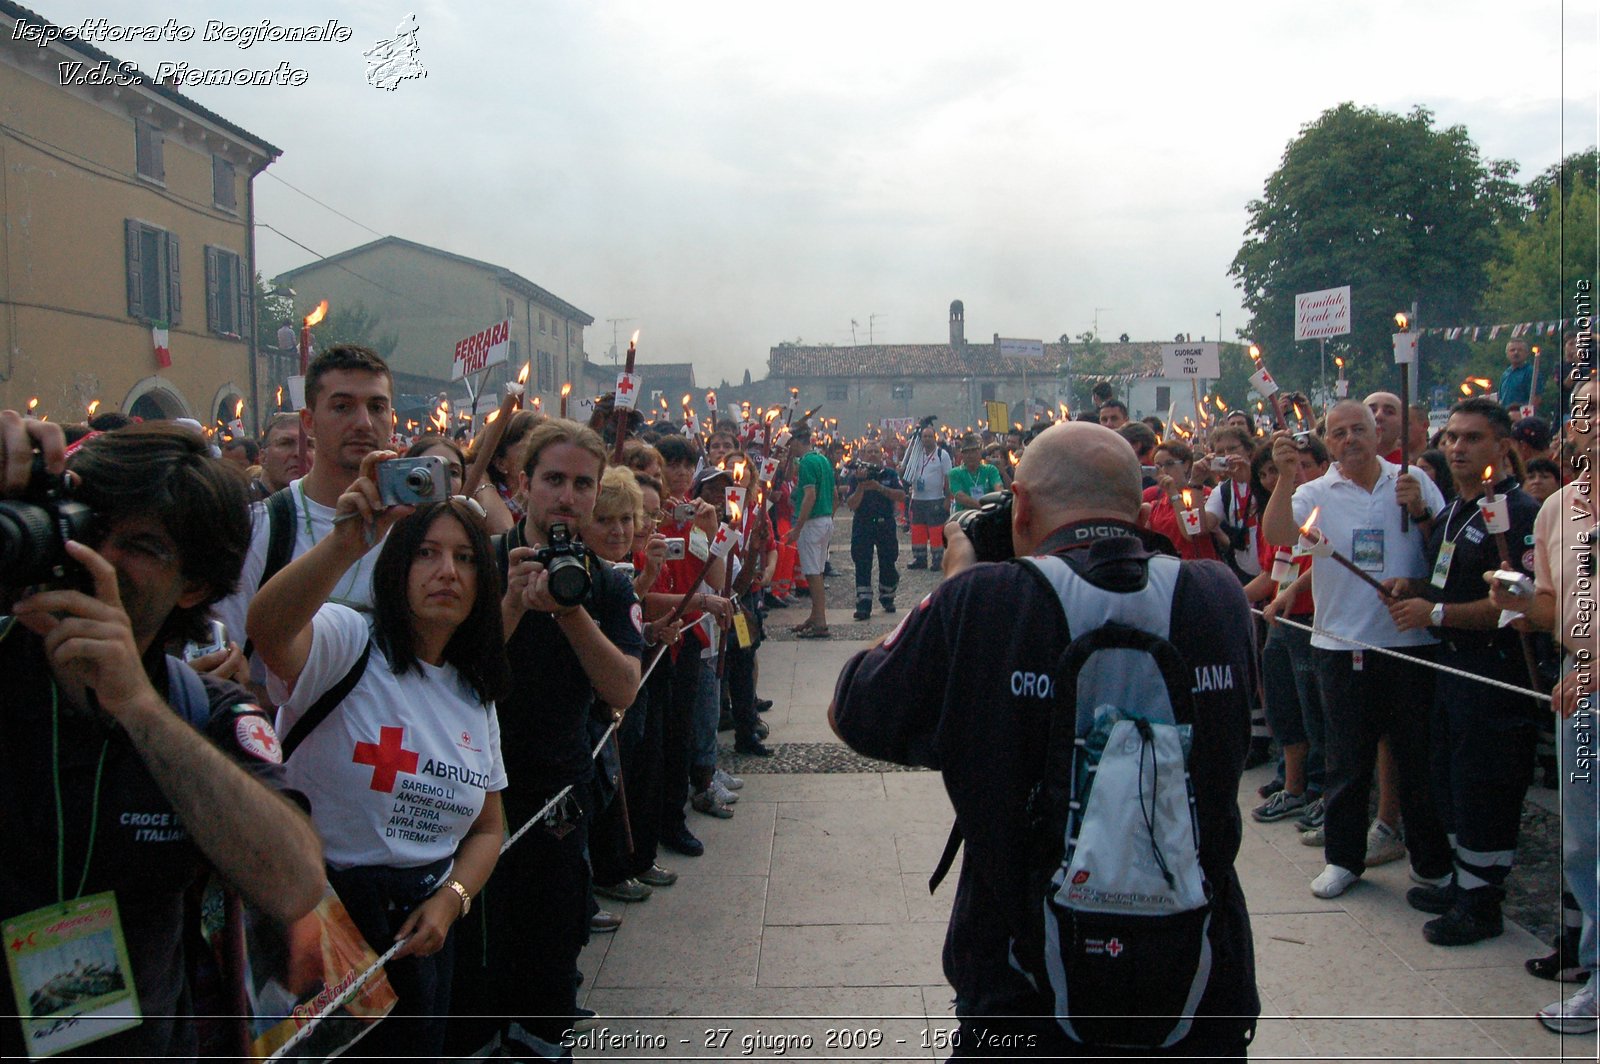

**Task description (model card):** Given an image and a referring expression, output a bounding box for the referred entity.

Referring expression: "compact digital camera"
[378,456,450,507]
[662,537,687,561]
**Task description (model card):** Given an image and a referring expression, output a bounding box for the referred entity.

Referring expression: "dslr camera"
[953,491,1014,563]
[0,454,97,592]
[535,522,593,607]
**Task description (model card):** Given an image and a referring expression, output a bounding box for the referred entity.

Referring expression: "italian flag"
[152,321,171,368]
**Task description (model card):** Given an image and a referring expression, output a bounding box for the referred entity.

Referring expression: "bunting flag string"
[1423,317,1579,343]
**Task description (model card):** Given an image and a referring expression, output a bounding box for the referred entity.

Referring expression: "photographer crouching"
[0,413,323,1059]
[829,422,1259,1059]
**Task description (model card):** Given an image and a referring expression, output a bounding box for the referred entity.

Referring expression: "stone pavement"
[572,629,1597,1062]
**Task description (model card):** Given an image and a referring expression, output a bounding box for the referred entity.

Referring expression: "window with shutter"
[826,383,849,402]
[211,155,236,210]
[135,122,164,182]
[126,220,182,325]
[204,246,247,336]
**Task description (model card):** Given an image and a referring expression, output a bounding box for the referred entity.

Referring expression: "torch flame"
[1181,488,1193,509]
[234,398,244,418]
[86,400,100,417]
[764,409,779,423]
[531,396,542,410]
[304,300,328,328]
[1483,464,1495,483]
[732,460,746,482]
[1394,312,1409,330]
[486,409,500,425]
[560,382,572,398]
[275,385,284,405]
[681,394,691,408]
[27,397,38,411]
[1334,356,1344,369]
[630,330,640,346]
[1248,344,1261,362]
[728,498,742,525]
[789,387,799,398]
[1300,506,1321,537]
[1216,396,1229,412]
[518,362,530,384]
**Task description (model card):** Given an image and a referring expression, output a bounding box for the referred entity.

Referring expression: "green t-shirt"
[797,450,836,517]
[947,462,1003,513]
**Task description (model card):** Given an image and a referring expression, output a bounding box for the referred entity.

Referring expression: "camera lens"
[547,557,592,607]
[406,468,435,494]
[0,500,60,576]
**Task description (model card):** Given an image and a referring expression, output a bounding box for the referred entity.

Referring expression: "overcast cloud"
[39,0,1600,381]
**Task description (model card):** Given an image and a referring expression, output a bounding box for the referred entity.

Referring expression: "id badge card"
[732,611,753,649]
[1351,528,1385,572]
[4,892,141,1057]
[1430,540,1456,589]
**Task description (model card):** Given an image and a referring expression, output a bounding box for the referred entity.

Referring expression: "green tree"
[1230,103,1519,396]
[309,301,399,361]
[254,275,295,353]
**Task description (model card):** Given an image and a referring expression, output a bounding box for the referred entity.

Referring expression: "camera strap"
[281,641,373,759]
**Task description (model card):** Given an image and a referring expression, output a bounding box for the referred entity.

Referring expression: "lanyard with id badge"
[4,682,141,1057]
[1429,500,1476,590]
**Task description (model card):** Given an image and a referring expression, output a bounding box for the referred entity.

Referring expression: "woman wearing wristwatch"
[247,452,510,1062]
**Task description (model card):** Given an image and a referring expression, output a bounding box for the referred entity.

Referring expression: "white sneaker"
[1311,864,1360,899]
[1538,980,1598,1034]
[1300,826,1325,847]
[709,779,740,805]
[714,767,744,791]
[1365,819,1406,866]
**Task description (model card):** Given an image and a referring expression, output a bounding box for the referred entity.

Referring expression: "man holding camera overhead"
[452,417,642,1060]
[0,414,323,1060]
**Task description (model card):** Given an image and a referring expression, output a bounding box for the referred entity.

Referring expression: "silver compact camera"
[663,537,687,561]
[378,456,450,507]
[1491,569,1534,598]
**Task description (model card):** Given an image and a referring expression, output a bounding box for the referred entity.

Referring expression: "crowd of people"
[1,329,1595,1059]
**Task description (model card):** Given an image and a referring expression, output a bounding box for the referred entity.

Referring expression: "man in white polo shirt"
[1263,400,1452,900]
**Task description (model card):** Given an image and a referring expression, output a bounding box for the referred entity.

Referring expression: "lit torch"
[559,381,572,419]
[86,399,100,418]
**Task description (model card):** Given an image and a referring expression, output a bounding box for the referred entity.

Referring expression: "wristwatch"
[1429,602,1445,627]
[443,878,471,918]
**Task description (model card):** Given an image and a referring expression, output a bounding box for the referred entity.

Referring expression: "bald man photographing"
[830,422,1260,1059]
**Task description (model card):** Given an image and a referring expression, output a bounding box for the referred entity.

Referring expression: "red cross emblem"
[713,527,729,548]
[249,724,277,753]
[616,375,635,396]
[352,726,419,792]
[1105,937,1124,958]
[461,731,471,744]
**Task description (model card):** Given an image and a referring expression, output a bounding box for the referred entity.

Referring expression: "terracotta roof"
[769,342,1165,378]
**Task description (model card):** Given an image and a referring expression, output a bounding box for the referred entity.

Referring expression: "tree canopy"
[1230,103,1519,398]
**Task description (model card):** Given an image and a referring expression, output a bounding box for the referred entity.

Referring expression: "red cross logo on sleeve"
[249,724,277,754]
[616,375,635,397]
[352,726,419,792]
[1105,937,1124,958]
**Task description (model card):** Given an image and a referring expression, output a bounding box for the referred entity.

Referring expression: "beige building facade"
[272,236,593,421]
[0,1,278,429]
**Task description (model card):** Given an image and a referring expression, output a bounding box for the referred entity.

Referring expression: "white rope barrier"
[1251,609,1553,704]
[266,718,623,1060]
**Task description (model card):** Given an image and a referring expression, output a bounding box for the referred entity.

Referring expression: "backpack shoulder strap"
[281,641,372,759]
[259,487,299,590]
[164,655,213,729]
[242,487,298,661]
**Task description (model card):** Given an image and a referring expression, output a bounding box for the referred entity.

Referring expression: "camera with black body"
[857,465,884,483]
[953,490,1014,563]
[0,454,97,593]
[535,522,593,607]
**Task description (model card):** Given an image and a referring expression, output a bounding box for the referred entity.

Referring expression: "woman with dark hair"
[467,409,540,533]
[246,453,509,1063]
[405,434,467,495]
[1415,448,1457,504]
[1141,438,1219,562]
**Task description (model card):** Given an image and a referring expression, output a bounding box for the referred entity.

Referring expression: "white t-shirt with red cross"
[271,604,507,871]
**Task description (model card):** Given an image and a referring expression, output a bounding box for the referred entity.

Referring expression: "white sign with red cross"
[710,523,739,558]
[614,372,642,409]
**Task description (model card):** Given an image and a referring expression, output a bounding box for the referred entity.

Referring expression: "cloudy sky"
[41,0,1600,382]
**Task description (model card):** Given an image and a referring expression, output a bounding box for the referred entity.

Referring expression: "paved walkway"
[571,632,1596,1062]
